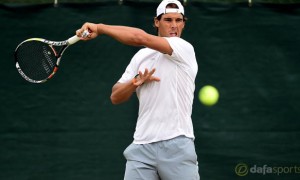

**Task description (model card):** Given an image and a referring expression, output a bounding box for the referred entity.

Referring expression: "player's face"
[155,13,185,37]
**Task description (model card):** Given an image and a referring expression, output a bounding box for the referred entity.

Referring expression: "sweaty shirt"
[118,37,198,144]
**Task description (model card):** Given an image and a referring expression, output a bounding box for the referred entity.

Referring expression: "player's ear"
[154,17,159,28]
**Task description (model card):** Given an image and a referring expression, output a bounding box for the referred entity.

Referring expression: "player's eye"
[176,18,183,22]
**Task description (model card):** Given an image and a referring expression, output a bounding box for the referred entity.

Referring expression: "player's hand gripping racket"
[14,30,89,83]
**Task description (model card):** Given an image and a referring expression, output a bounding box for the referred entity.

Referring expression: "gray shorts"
[123,136,200,180]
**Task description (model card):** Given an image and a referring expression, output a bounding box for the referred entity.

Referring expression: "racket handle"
[67,30,90,45]
[68,35,80,45]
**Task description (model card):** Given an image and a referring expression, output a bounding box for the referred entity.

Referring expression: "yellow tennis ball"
[199,85,219,106]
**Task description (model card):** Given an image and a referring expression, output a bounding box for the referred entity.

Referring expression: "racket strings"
[42,46,55,74]
[15,41,57,81]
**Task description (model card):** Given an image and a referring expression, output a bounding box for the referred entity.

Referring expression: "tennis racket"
[14,30,89,83]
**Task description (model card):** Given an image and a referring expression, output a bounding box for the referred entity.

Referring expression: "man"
[76,0,199,179]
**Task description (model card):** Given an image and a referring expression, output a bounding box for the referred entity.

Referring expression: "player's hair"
[153,3,188,32]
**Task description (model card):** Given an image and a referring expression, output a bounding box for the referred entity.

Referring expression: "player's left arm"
[111,68,160,104]
[110,81,136,105]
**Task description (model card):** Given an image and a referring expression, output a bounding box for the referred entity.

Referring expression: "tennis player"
[76,0,199,179]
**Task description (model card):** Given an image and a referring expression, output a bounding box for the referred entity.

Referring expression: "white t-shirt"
[118,37,198,144]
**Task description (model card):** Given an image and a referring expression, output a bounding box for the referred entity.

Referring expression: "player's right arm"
[76,22,173,55]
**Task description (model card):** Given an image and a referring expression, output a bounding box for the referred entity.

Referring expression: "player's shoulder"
[164,37,195,54]
[132,47,158,61]
[135,47,157,56]
[165,37,193,48]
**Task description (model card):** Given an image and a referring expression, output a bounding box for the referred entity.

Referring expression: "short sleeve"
[164,37,198,75]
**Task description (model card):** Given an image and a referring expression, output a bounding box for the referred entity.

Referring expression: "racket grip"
[67,30,90,45]
[67,35,80,45]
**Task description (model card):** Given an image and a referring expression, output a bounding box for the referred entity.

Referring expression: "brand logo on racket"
[44,40,68,46]
[16,63,44,83]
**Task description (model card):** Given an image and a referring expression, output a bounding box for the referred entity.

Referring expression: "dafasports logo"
[235,163,300,176]
[235,163,249,176]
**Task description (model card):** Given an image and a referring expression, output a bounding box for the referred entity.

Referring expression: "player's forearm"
[97,24,149,47]
[110,81,137,104]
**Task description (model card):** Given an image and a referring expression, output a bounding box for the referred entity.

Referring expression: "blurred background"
[0,0,300,179]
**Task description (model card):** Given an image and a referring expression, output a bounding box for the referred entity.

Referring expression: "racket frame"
[15,35,81,83]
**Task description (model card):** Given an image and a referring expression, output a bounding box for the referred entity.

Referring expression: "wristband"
[132,74,140,86]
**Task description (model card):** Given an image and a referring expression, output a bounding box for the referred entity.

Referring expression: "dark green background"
[1,1,300,180]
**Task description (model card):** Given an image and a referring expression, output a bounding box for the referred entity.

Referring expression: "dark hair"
[153,3,188,31]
